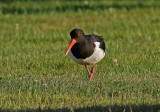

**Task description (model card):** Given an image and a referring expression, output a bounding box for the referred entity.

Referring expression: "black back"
[86,34,105,51]
[71,31,105,59]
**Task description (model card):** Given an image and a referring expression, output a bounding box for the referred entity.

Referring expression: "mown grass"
[0,1,160,112]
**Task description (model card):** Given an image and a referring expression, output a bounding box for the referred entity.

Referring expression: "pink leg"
[85,65,90,78]
[89,65,95,80]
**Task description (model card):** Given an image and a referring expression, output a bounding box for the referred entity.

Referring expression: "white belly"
[69,42,105,65]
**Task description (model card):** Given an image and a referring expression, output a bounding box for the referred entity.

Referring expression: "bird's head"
[65,28,84,56]
[70,28,84,40]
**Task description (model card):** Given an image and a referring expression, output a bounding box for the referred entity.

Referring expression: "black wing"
[86,34,105,51]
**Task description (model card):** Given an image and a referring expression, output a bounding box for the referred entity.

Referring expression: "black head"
[70,28,85,39]
[65,28,85,56]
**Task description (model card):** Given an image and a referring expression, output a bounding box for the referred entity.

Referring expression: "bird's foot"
[86,65,95,80]
[89,65,95,80]
[89,73,94,80]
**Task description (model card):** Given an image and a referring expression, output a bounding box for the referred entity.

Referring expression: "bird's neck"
[77,37,87,46]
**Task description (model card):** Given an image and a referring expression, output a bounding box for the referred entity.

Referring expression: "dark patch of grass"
[1,1,160,14]
[0,104,159,112]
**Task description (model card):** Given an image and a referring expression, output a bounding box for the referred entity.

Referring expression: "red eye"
[78,33,80,36]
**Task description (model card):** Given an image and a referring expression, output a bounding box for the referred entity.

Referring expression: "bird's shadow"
[0,104,160,112]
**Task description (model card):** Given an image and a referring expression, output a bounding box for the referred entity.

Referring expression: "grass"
[0,1,160,112]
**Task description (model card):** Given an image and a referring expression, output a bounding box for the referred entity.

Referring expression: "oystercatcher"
[65,28,105,80]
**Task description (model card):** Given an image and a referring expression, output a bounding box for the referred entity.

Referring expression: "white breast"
[69,42,105,65]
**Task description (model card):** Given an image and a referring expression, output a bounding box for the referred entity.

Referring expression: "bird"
[65,28,105,80]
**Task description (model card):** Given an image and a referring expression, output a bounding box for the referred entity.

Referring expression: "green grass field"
[0,1,160,112]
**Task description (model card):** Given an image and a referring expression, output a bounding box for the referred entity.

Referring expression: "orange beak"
[65,38,76,56]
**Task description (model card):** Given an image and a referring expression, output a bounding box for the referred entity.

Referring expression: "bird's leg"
[89,65,95,80]
[85,65,90,78]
